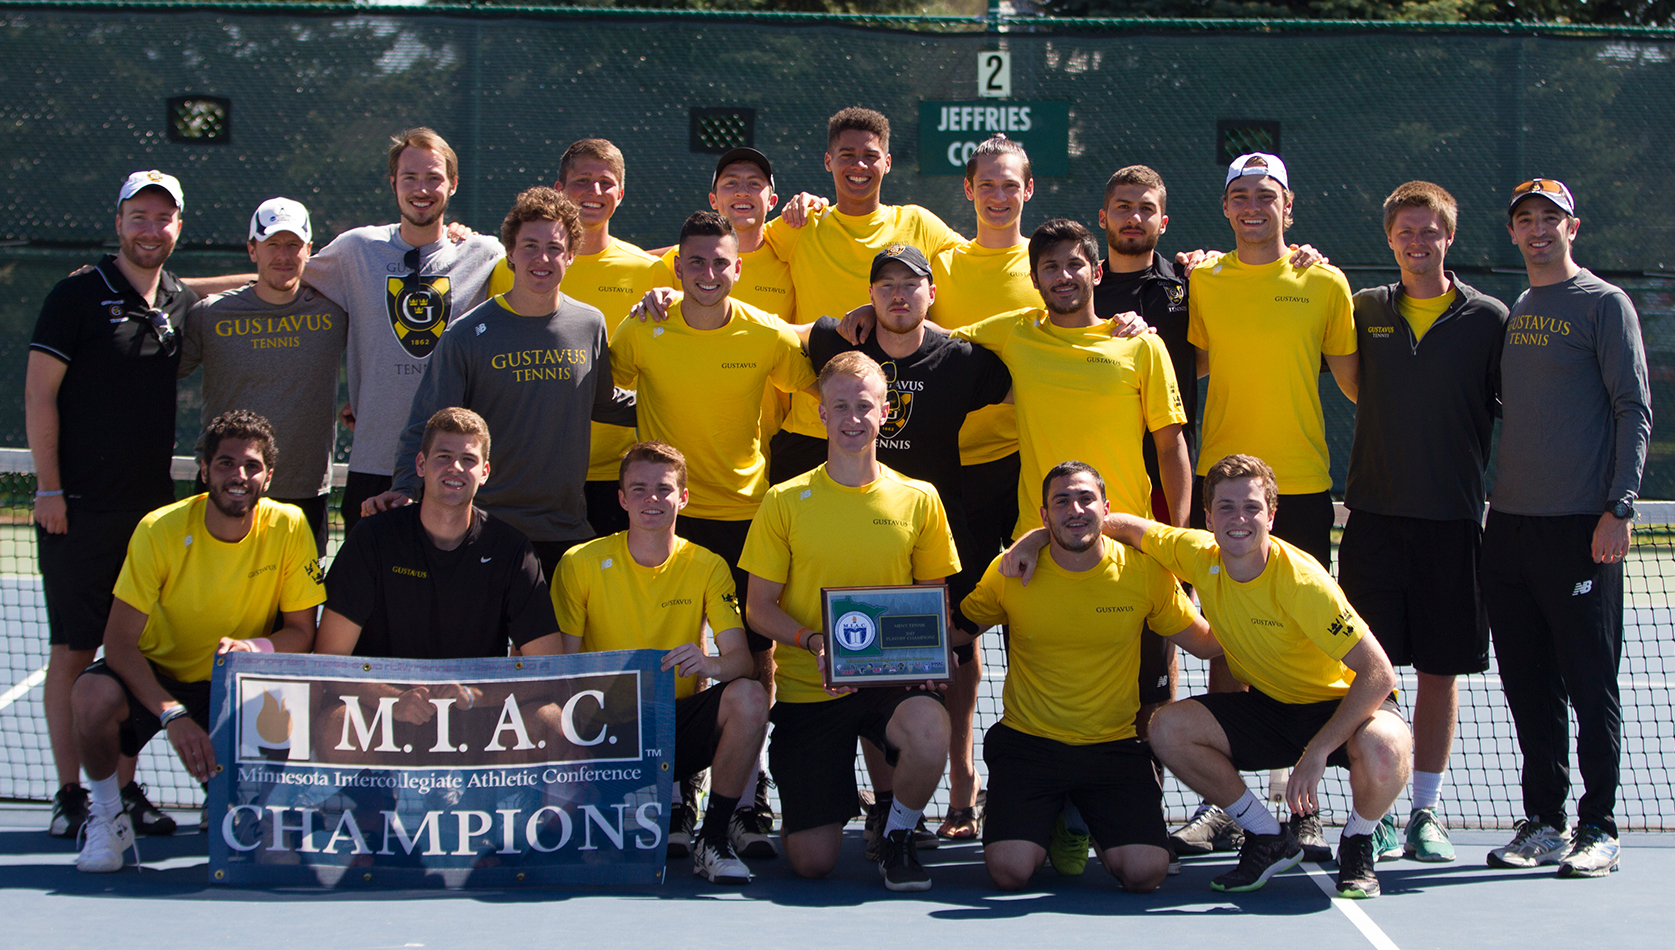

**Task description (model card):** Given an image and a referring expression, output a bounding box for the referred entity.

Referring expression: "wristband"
[792,628,813,650]
[806,632,824,655]
[158,704,190,727]
[246,637,275,653]
[35,490,63,498]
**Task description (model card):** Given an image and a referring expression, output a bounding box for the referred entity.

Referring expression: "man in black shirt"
[26,170,200,839]
[316,407,561,659]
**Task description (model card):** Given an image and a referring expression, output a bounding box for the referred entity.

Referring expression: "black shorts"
[79,659,212,758]
[767,430,826,485]
[1137,627,1177,706]
[1338,511,1489,676]
[1273,490,1335,571]
[38,507,147,651]
[768,688,945,833]
[341,471,392,539]
[1193,688,1401,772]
[584,480,630,538]
[961,452,1021,556]
[981,723,1169,851]
[275,495,329,559]
[676,515,770,653]
[673,684,727,781]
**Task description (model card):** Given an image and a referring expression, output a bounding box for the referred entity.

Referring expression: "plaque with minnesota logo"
[820,585,952,688]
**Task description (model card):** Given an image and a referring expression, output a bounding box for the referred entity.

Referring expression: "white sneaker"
[1487,818,1570,868]
[729,807,778,859]
[692,836,752,885]
[77,810,138,873]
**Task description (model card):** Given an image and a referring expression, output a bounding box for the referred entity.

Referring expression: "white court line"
[0,665,48,712]
[1302,862,1402,950]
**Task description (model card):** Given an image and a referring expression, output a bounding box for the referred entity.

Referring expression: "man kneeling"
[1007,454,1411,898]
[965,462,1218,892]
[554,441,769,885]
[72,410,325,872]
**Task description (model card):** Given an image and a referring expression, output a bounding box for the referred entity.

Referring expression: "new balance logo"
[475,323,487,335]
[1572,580,1593,596]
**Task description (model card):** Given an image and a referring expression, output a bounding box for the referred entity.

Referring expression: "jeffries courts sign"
[207,650,675,887]
[918,101,1070,177]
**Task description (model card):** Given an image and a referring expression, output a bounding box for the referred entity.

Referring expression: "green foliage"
[1042,0,1674,25]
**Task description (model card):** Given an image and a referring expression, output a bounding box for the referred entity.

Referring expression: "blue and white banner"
[207,650,674,887]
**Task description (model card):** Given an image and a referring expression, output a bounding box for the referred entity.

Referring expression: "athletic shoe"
[1048,813,1090,876]
[1372,813,1403,862]
[913,814,940,850]
[49,783,89,839]
[1404,807,1456,862]
[729,804,778,860]
[1290,811,1332,862]
[667,801,695,859]
[76,810,137,873]
[693,836,752,885]
[876,828,932,892]
[862,799,889,861]
[1210,826,1303,893]
[122,781,177,836]
[1556,824,1620,878]
[1170,803,1243,855]
[1335,833,1381,899]
[1487,818,1571,869]
[1167,841,1181,876]
[752,773,777,828]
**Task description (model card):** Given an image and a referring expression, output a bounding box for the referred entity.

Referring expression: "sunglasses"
[1512,179,1567,198]
[144,308,178,356]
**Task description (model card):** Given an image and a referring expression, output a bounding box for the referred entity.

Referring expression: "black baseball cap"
[712,148,774,190]
[871,244,932,282]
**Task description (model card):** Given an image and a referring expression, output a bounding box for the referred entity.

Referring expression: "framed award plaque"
[819,585,952,688]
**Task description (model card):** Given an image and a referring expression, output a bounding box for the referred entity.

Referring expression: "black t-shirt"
[29,255,198,511]
[1094,253,1196,480]
[326,504,556,659]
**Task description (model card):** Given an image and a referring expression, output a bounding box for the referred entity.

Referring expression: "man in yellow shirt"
[964,461,1216,893]
[740,352,962,891]
[1005,453,1411,899]
[70,410,325,873]
[554,138,674,536]
[554,441,768,885]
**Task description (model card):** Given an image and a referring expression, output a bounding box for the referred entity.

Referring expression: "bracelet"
[34,490,63,498]
[805,632,824,655]
[792,627,813,651]
[158,704,190,727]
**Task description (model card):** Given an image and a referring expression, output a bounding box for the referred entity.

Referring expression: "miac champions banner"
[207,650,674,887]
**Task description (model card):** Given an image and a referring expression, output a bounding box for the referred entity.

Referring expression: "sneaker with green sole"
[1404,807,1455,862]
[1048,813,1090,876]
[1372,812,1403,862]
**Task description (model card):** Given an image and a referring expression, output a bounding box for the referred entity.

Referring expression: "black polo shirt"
[29,255,197,511]
[326,504,557,659]
[1345,276,1509,522]
[1094,253,1196,480]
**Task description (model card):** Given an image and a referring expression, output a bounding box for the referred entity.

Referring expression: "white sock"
[88,774,122,820]
[1343,809,1381,838]
[736,764,760,812]
[1226,789,1282,836]
[884,796,922,836]
[1411,770,1444,812]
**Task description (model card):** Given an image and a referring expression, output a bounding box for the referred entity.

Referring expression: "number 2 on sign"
[978,51,1011,99]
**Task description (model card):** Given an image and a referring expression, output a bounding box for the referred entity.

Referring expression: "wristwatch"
[1612,498,1637,521]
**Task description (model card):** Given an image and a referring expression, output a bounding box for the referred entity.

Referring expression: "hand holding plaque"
[820,585,953,690]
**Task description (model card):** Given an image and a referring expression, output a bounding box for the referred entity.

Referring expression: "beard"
[1048,520,1100,554]
[1041,285,1091,316]
[400,191,449,229]
[208,480,263,519]
[1105,227,1158,259]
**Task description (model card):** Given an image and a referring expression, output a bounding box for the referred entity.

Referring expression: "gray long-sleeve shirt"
[1492,269,1652,517]
[391,296,635,544]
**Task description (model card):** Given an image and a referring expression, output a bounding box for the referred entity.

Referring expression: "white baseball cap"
[1225,152,1289,191]
[249,197,313,243]
[117,170,185,211]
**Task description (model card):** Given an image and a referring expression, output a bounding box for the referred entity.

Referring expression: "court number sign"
[978,51,1011,99]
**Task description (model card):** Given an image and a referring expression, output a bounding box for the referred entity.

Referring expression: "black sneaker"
[122,782,177,836]
[1210,825,1303,893]
[1289,810,1331,863]
[1335,833,1381,899]
[913,814,940,850]
[49,783,89,839]
[862,799,889,861]
[876,828,932,892]
[753,772,777,827]
[667,801,695,859]
[1170,803,1243,855]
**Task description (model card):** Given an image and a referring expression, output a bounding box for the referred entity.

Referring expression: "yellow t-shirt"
[1397,288,1456,342]
[738,464,961,704]
[112,497,326,683]
[961,538,1197,744]
[1187,252,1356,493]
[954,308,1187,539]
[487,257,515,298]
[1142,524,1367,704]
[928,240,1038,466]
[553,533,741,700]
[763,204,963,439]
[611,297,817,520]
[561,238,675,480]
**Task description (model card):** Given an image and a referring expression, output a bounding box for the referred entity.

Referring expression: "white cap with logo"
[117,170,185,211]
[1225,152,1289,191]
[248,197,313,243]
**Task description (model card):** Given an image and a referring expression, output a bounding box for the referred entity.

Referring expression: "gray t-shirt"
[391,296,636,544]
[180,285,348,498]
[1493,269,1652,517]
[302,225,504,476]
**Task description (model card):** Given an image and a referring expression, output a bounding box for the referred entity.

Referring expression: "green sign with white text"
[918,101,1069,176]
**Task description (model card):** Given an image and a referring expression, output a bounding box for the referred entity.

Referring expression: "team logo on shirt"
[386,273,453,358]
[1164,284,1186,311]
[879,361,915,440]
[1325,609,1355,638]
[833,611,878,652]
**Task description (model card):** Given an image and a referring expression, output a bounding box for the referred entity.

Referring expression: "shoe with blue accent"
[1556,824,1620,878]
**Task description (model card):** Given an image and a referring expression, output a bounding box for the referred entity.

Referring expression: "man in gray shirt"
[366,187,634,578]
[181,198,347,554]
[1482,178,1651,878]
[301,127,506,534]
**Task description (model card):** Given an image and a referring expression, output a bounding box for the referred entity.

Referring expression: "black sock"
[702,794,741,844]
